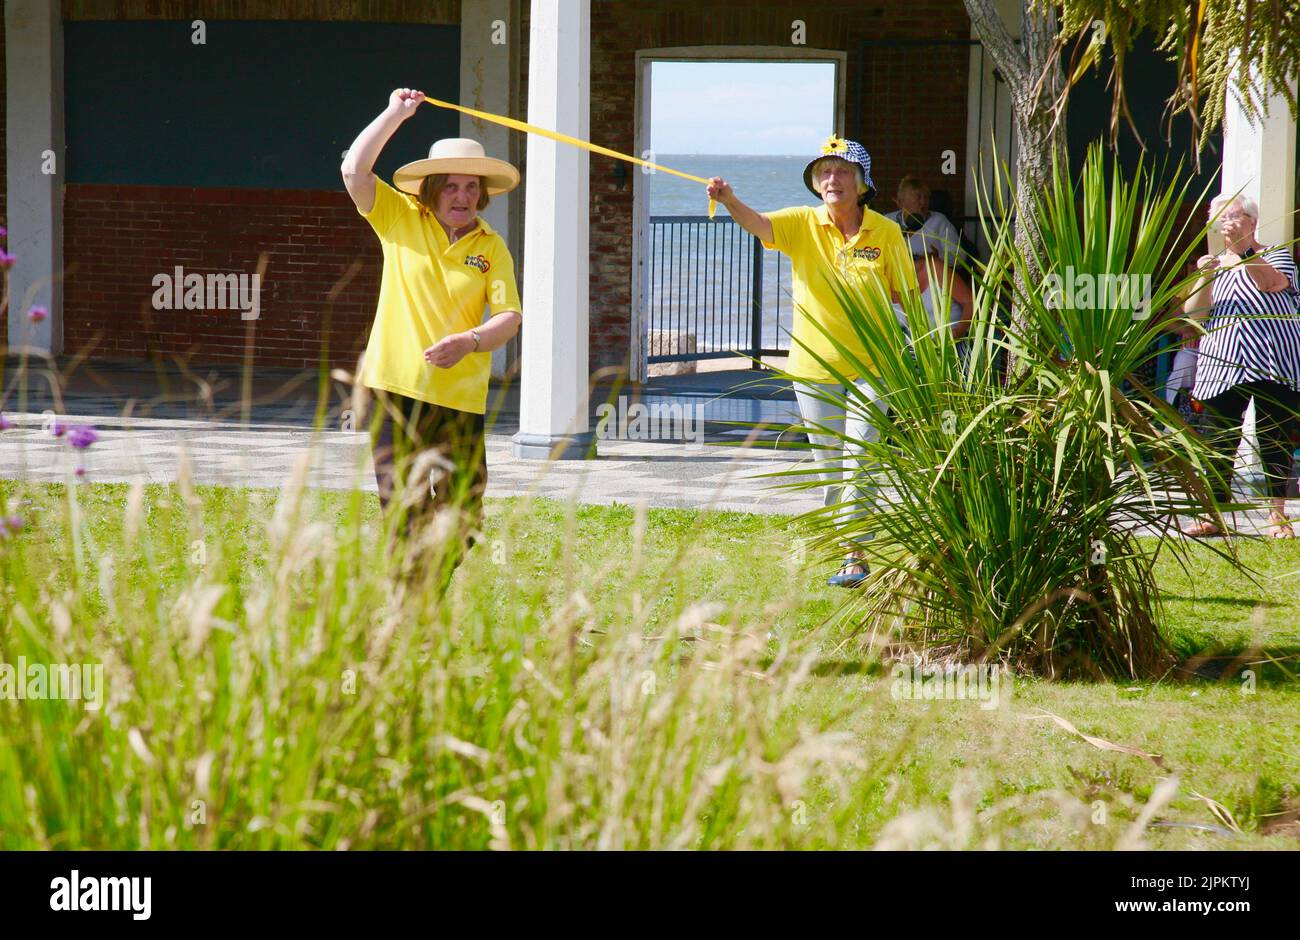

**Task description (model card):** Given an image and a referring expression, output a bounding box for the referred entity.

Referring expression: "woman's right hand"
[1195,254,1221,273]
[388,88,427,121]
[706,177,734,203]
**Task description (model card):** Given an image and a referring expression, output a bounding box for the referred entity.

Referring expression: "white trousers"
[792,377,890,540]
[1163,347,1199,404]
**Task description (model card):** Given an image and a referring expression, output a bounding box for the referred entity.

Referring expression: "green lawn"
[1,479,1297,849]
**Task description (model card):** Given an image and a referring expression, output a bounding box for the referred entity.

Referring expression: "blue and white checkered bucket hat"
[802,135,875,203]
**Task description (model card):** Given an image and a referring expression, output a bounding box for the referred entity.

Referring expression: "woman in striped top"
[1181,194,1300,538]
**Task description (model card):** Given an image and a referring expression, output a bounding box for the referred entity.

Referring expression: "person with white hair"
[706,135,917,587]
[1181,193,1300,538]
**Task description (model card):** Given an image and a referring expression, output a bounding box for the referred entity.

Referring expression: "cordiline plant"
[775,145,1245,679]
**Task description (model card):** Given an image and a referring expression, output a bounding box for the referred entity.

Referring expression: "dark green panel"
[1066,32,1222,201]
[65,20,461,190]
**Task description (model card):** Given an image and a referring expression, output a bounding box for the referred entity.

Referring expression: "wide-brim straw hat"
[393,137,520,196]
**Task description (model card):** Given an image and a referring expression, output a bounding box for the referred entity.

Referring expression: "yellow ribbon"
[421,95,717,219]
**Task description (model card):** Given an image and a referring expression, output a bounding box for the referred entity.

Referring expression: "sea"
[646,155,819,356]
[649,154,814,217]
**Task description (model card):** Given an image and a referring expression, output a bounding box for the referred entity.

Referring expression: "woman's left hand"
[424,332,476,369]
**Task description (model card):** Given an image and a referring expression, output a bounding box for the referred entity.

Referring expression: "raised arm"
[1236,251,1290,292]
[341,88,426,214]
[706,178,774,245]
[1182,254,1220,321]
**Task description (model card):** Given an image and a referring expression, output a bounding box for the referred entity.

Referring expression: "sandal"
[1181,519,1223,538]
[1266,512,1295,539]
[827,556,870,588]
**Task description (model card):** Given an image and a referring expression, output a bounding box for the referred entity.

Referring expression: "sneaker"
[827,559,869,588]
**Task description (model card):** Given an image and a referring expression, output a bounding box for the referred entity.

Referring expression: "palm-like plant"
[777,144,1246,679]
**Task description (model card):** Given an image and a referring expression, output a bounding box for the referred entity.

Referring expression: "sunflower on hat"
[820,135,850,156]
[803,135,876,204]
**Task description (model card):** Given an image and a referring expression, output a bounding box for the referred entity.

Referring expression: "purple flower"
[50,421,67,438]
[27,305,48,323]
[74,466,87,479]
[0,225,7,238]
[67,425,99,449]
[0,249,15,270]
[0,515,21,538]
[0,414,13,431]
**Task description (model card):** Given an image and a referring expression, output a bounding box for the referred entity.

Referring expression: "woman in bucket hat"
[707,135,917,587]
[342,87,523,578]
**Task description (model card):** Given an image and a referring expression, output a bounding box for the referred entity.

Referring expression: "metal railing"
[645,210,1188,391]
[646,215,792,367]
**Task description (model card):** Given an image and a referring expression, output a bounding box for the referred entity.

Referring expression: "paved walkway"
[0,356,822,513]
[0,411,823,515]
[1,356,1294,529]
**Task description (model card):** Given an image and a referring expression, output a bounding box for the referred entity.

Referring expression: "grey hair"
[1210,193,1259,223]
[810,156,867,195]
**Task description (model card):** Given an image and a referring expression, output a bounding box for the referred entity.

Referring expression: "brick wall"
[63,185,379,366]
[58,0,459,368]
[574,0,973,375]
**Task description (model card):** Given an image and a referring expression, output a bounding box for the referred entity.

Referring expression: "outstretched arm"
[341,88,426,214]
[706,178,774,245]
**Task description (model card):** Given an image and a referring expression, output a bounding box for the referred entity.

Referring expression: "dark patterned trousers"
[369,389,488,558]
[1198,379,1300,501]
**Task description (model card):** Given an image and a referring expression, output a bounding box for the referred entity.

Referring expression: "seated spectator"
[885,176,961,266]
[892,249,974,370]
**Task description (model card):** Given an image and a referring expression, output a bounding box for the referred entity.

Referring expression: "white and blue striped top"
[1192,246,1300,401]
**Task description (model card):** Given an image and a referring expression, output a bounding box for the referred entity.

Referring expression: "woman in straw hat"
[342,87,522,572]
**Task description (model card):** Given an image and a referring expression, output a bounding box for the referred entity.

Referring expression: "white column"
[6,0,64,355]
[461,0,516,379]
[512,0,594,459]
[964,0,1020,259]
[1222,66,1298,245]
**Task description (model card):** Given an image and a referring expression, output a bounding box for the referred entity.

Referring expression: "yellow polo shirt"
[357,178,521,414]
[763,204,916,384]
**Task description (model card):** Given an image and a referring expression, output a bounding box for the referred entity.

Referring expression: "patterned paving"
[0,412,825,516]
[0,357,824,513]
[1,356,1293,528]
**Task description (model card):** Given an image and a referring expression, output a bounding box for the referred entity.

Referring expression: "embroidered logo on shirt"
[839,247,881,264]
[464,254,491,273]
